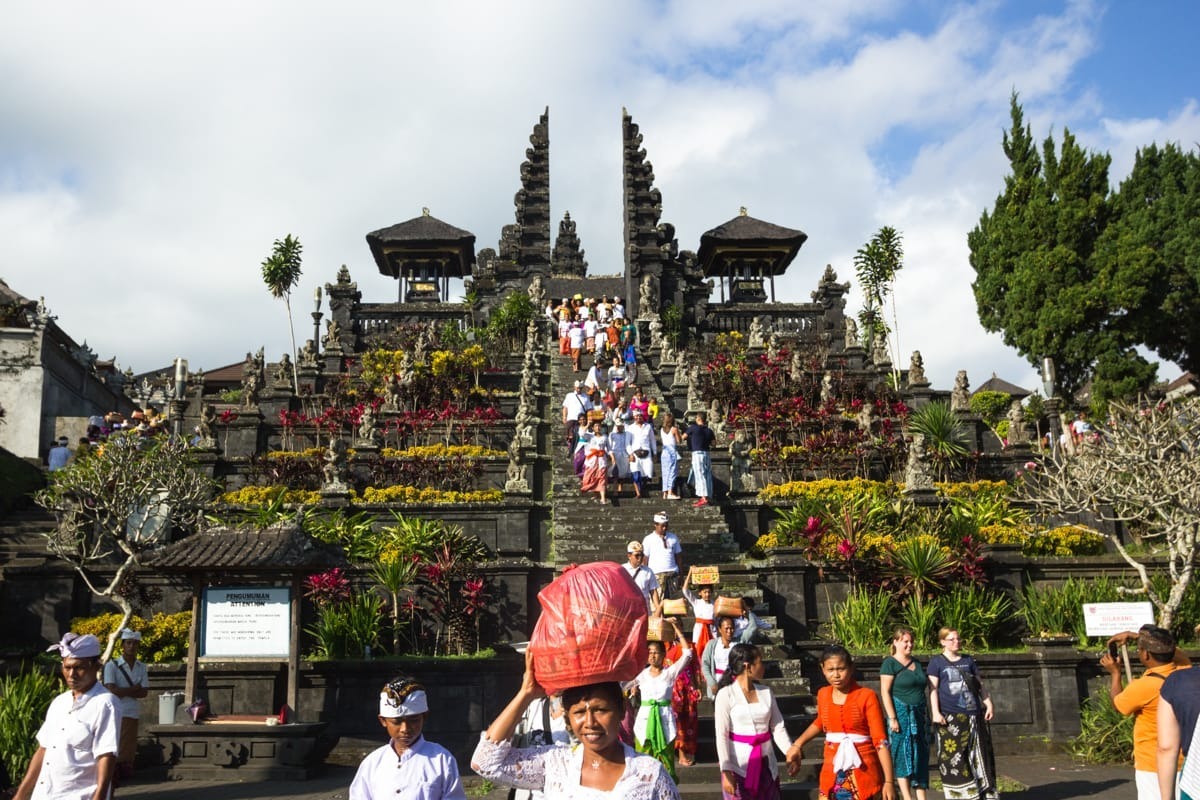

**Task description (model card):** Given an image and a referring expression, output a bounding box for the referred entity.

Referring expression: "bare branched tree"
[1020,396,1200,628]
[34,432,216,659]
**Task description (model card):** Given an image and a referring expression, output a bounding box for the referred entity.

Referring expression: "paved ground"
[114,753,1134,800]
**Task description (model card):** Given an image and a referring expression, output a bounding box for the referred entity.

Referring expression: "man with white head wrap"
[102,629,149,779]
[13,632,121,800]
[349,675,466,800]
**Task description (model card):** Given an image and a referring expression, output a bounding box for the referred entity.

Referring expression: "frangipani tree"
[854,226,904,385]
[1020,396,1200,628]
[261,234,304,390]
[35,432,216,659]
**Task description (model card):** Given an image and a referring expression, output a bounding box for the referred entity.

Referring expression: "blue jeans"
[661,448,678,494]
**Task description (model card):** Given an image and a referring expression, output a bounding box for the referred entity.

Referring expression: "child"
[681,567,716,657]
[789,646,895,800]
[350,676,466,799]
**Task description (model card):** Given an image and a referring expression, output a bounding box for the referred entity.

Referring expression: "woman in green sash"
[629,620,691,781]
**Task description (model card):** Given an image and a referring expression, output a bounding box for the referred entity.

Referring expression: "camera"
[1108,641,1119,660]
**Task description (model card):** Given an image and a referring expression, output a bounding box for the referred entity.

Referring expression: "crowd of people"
[44,407,170,471]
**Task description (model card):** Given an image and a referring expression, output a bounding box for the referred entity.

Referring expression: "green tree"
[34,433,216,660]
[854,225,904,383]
[968,94,1155,403]
[260,234,304,390]
[1096,142,1200,377]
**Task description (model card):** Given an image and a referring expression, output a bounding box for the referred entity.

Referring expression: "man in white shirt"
[642,512,683,600]
[621,541,661,615]
[102,629,150,779]
[350,676,466,799]
[561,381,592,458]
[15,632,121,800]
[47,436,72,471]
[612,295,626,321]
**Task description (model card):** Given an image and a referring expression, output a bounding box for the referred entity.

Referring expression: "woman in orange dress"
[789,645,896,800]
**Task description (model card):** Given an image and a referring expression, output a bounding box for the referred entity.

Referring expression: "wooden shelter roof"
[144,523,347,573]
[973,373,1032,399]
[366,210,476,279]
[696,210,808,278]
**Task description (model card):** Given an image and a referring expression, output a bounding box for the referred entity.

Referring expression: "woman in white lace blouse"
[472,653,679,799]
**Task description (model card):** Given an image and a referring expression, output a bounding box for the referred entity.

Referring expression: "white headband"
[47,632,101,659]
[379,689,428,718]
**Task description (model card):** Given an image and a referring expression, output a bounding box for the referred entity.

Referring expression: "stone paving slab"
[114,754,1133,800]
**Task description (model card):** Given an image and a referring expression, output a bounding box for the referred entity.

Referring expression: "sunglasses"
[382,678,424,708]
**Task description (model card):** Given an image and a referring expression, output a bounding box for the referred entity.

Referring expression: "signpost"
[1084,601,1155,682]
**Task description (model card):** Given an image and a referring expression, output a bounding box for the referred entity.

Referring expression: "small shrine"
[697,208,808,304]
[365,208,476,303]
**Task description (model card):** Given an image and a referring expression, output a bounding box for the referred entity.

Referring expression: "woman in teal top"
[879,626,929,800]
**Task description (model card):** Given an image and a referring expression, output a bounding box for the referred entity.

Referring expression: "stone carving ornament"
[904,433,934,491]
[907,351,928,387]
[844,318,859,350]
[322,438,350,491]
[639,274,658,317]
[198,402,217,449]
[729,429,757,493]
[357,406,378,444]
[950,370,971,411]
[1007,399,1029,446]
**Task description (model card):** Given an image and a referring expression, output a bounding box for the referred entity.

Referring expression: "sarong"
[890,699,929,788]
[636,698,677,783]
[937,712,998,800]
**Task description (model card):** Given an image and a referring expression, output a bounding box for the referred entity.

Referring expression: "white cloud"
[0,0,1192,393]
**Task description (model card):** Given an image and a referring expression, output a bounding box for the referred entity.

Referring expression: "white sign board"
[1083,601,1155,637]
[202,587,291,658]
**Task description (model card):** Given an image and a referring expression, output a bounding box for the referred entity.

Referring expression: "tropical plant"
[371,553,421,655]
[0,668,61,785]
[69,611,192,663]
[854,226,904,385]
[1017,576,1126,642]
[898,594,940,650]
[906,402,968,480]
[937,584,1012,650]
[969,390,1013,446]
[829,588,894,651]
[885,534,955,602]
[1071,684,1134,764]
[260,234,304,390]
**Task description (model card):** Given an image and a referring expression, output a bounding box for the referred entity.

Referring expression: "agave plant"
[886,534,955,602]
[906,401,969,480]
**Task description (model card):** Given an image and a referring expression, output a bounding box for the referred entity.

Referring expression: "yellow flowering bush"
[758,477,897,504]
[356,486,503,504]
[935,480,1011,499]
[70,611,193,663]
[977,523,1034,546]
[1026,525,1108,557]
[265,448,326,460]
[218,486,322,505]
[751,532,780,556]
[380,444,503,459]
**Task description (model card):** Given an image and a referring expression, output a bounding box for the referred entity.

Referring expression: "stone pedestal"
[224,412,263,459]
[318,488,351,508]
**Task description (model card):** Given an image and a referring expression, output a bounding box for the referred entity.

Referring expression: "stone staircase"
[0,506,56,569]
[543,340,822,796]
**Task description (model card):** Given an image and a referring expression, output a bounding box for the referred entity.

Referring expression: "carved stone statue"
[766,332,781,362]
[856,401,877,434]
[322,438,350,492]
[871,335,890,366]
[638,274,658,317]
[241,353,262,410]
[323,319,343,352]
[505,436,529,493]
[515,402,537,448]
[950,370,971,412]
[336,265,352,285]
[357,406,378,445]
[820,372,834,403]
[273,353,293,387]
[413,325,431,365]
[907,351,929,387]
[299,339,319,368]
[844,318,859,350]
[527,275,546,308]
[729,429,757,494]
[198,402,217,449]
[904,434,935,492]
[1006,400,1029,446]
[747,316,766,349]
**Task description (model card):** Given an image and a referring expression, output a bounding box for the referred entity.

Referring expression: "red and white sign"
[1083,601,1155,637]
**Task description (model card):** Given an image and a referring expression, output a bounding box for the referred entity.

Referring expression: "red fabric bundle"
[529,561,649,695]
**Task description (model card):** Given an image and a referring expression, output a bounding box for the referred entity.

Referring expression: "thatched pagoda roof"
[697,210,808,278]
[366,210,476,279]
[143,523,346,574]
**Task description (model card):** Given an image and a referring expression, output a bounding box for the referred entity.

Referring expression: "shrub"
[758,477,897,505]
[829,588,894,651]
[1025,525,1108,557]
[0,668,61,785]
[355,486,502,505]
[69,611,192,663]
[938,584,1012,650]
[219,486,323,505]
[1071,683,1133,764]
[1017,577,1126,642]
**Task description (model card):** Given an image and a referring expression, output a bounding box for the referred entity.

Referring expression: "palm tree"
[260,234,303,390]
[854,226,904,385]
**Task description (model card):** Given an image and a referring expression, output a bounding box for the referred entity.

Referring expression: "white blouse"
[629,647,692,745]
[471,735,679,800]
[714,683,793,780]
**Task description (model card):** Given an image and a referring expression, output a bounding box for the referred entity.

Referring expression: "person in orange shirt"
[1101,625,1190,800]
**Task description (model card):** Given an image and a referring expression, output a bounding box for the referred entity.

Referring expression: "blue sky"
[1,0,1196,393]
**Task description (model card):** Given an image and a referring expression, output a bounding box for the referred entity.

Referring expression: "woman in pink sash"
[714,644,799,799]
